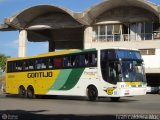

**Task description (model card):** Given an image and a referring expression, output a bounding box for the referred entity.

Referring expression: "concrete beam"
[49,40,55,52]
[0,24,8,29]
[18,30,27,57]
[84,26,93,49]
[91,40,160,49]
[145,68,160,73]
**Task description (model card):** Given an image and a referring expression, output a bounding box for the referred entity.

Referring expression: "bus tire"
[87,85,98,101]
[27,86,35,98]
[18,86,26,97]
[110,97,120,102]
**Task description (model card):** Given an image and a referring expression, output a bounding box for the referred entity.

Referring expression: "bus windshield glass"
[121,60,145,82]
[116,50,145,82]
[101,49,146,84]
[116,50,141,60]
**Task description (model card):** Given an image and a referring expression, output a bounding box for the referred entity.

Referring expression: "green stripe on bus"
[59,68,85,90]
[50,69,72,90]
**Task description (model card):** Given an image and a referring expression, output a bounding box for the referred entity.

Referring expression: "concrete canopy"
[0,0,159,30]
[2,5,84,30]
[84,0,160,24]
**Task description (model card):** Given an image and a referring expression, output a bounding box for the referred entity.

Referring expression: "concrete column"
[84,26,93,49]
[49,40,55,52]
[18,30,27,57]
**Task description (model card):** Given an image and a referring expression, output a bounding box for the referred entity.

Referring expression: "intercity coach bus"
[6,48,147,101]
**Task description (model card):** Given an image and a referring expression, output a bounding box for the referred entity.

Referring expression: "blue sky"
[0,0,160,57]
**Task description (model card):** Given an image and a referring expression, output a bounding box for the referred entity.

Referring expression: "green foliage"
[0,54,10,72]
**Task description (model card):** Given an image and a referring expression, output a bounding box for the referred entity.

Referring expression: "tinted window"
[7,51,98,72]
[63,56,71,67]
[54,58,62,69]
[48,58,54,69]
[116,50,141,59]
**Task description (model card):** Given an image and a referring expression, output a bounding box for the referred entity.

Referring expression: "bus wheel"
[87,86,98,101]
[27,86,35,98]
[18,86,26,97]
[110,97,120,102]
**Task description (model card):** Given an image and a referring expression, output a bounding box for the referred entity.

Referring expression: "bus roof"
[7,48,139,62]
[7,48,97,61]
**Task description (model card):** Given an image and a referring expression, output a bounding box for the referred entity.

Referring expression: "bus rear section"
[5,49,99,99]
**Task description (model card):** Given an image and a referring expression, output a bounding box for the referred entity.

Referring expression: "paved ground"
[0,93,160,120]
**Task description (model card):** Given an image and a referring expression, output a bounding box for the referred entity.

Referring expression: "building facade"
[0,0,160,75]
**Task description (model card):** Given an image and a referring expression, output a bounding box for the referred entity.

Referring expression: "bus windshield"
[117,50,146,82]
[101,49,146,84]
[116,50,141,59]
[121,60,145,82]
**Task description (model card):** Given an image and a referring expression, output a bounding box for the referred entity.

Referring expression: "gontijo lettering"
[27,71,53,78]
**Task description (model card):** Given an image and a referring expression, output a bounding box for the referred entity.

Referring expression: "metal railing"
[93,33,160,42]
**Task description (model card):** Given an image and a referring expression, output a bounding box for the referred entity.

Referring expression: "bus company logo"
[27,71,53,78]
[2,114,8,120]
[105,87,116,95]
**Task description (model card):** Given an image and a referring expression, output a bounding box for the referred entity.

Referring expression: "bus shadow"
[98,97,138,103]
[0,110,118,120]
[5,94,88,101]
[35,95,139,103]
[4,94,139,103]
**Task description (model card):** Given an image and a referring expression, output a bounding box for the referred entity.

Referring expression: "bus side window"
[41,59,47,69]
[88,53,97,66]
[71,55,78,67]
[7,62,10,72]
[63,56,71,68]
[48,58,54,69]
[11,62,14,72]
[16,61,23,71]
[28,60,35,70]
[54,57,62,69]
[22,61,25,71]
[79,55,85,67]
[8,62,14,72]
[24,61,29,70]
[35,59,41,69]
[11,62,15,72]
[85,54,89,66]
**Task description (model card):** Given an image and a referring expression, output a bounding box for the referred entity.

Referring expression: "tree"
[0,54,10,72]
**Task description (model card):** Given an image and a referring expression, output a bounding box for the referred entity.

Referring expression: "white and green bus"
[6,48,147,101]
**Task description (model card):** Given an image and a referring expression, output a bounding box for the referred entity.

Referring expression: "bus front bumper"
[119,87,147,97]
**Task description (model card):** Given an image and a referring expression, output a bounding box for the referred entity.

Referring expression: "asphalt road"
[0,93,160,120]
